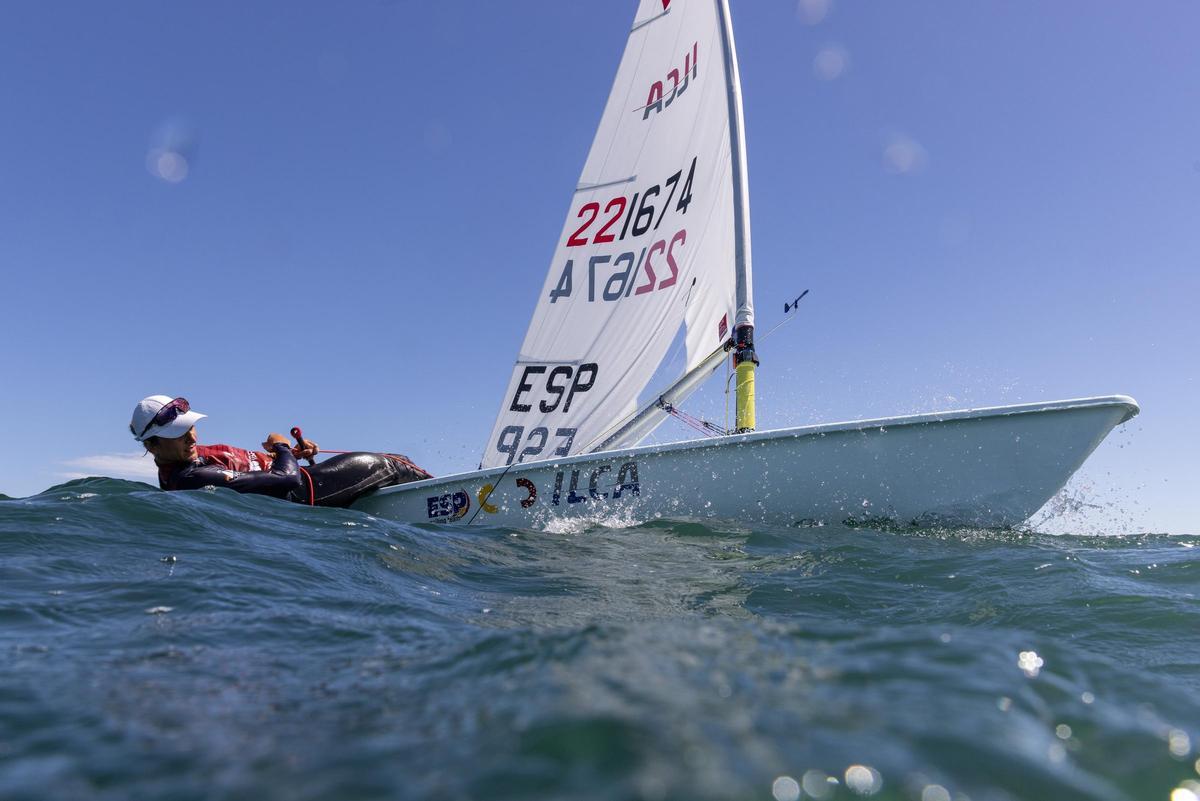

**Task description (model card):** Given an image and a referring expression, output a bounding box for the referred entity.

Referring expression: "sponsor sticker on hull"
[424,461,642,522]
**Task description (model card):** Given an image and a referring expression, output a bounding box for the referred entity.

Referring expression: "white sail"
[481,0,752,469]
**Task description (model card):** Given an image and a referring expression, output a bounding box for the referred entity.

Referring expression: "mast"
[715,0,757,432]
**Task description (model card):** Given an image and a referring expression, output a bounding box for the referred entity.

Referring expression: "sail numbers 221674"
[549,157,697,304]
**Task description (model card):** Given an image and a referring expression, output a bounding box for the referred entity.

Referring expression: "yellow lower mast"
[733,324,757,433]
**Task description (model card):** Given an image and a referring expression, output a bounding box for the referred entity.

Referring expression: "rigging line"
[759,289,809,341]
[663,399,706,431]
[663,401,726,437]
[722,288,809,430]
[682,415,724,437]
[662,402,708,436]
[577,308,688,452]
[587,339,730,453]
[466,459,519,526]
[673,414,712,437]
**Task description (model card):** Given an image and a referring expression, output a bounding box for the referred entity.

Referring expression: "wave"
[1,479,1197,800]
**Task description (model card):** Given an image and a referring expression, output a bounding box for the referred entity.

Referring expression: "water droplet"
[1018,650,1044,677]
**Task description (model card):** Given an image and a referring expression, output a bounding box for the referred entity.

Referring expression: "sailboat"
[353,0,1138,528]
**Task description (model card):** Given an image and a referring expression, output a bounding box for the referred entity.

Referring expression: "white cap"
[129,395,207,441]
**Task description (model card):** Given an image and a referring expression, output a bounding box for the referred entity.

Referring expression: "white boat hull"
[352,396,1139,529]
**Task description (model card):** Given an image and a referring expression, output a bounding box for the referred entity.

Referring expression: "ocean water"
[1,478,1197,801]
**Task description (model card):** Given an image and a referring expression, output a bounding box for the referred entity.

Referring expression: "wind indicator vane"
[760,289,810,341]
[784,289,809,315]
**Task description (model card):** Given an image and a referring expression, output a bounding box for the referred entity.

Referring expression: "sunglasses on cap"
[133,397,191,439]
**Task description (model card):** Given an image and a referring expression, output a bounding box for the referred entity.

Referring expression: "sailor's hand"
[263,433,290,451]
[293,441,320,461]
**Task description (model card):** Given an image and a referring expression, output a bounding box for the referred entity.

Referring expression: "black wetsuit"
[160,442,424,507]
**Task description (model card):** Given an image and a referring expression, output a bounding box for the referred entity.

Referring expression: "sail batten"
[631,8,671,33]
[576,177,638,193]
[481,0,750,469]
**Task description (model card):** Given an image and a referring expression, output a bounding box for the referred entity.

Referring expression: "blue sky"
[1,1,1195,532]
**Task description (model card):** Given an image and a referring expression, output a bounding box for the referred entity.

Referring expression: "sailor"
[129,395,427,507]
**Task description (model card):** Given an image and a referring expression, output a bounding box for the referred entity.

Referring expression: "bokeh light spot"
[772,776,801,801]
[921,785,951,801]
[153,151,188,183]
[145,118,197,185]
[796,0,830,25]
[802,770,833,800]
[813,45,848,81]
[882,134,928,175]
[844,765,882,795]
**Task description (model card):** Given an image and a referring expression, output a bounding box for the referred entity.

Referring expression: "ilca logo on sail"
[640,42,699,120]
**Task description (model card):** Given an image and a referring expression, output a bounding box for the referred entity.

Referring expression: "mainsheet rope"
[298,467,315,506]
[660,400,727,438]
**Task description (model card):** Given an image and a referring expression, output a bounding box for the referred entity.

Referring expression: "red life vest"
[158,444,274,489]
